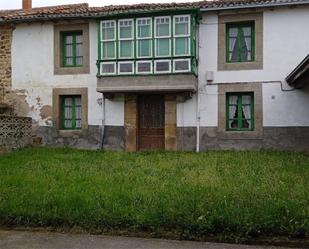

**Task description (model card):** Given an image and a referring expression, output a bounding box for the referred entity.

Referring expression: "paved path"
[0,230,297,249]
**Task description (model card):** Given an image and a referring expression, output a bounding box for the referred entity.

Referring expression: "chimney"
[22,0,32,10]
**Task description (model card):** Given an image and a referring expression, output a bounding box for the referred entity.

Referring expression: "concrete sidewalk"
[0,230,297,249]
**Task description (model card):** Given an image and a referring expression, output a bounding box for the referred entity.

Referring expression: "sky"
[0,0,201,10]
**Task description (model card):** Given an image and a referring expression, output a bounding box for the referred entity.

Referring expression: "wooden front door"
[138,95,165,151]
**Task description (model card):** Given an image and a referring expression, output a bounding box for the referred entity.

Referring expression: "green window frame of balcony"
[97,13,197,76]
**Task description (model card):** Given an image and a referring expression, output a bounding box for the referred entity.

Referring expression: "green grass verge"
[0,148,308,241]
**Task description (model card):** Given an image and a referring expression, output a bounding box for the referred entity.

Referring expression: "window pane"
[65,57,73,66]
[229,37,238,62]
[102,63,115,74]
[229,119,238,129]
[174,60,190,72]
[119,20,133,39]
[137,62,151,73]
[229,27,238,37]
[243,119,251,129]
[102,42,115,59]
[76,34,83,43]
[229,106,237,119]
[65,35,73,44]
[76,57,83,66]
[65,120,72,128]
[242,105,251,119]
[241,36,252,61]
[119,62,133,73]
[242,95,251,105]
[242,27,252,36]
[156,17,170,37]
[174,16,189,36]
[64,106,72,119]
[137,19,151,38]
[229,95,238,105]
[76,44,83,57]
[175,37,189,55]
[119,41,133,58]
[156,38,170,56]
[138,40,151,57]
[156,61,170,72]
[102,21,115,40]
[65,44,73,57]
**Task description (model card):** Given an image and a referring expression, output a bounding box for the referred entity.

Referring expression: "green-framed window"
[226,22,254,63]
[62,32,83,67]
[226,92,254,131]
[61,96,82,130]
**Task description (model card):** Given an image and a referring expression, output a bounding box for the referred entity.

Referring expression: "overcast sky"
[0,0,200,10]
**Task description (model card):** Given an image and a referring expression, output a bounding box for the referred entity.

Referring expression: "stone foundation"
[177,127,309,151]
[33,125,309,151]
[35,125,124,150]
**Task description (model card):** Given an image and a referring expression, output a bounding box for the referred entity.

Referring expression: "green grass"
[0,148,308,241]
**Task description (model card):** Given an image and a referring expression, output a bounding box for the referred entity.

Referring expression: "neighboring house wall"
[0,25,13,109]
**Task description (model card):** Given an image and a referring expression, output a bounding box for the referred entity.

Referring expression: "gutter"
[200,0,309,12]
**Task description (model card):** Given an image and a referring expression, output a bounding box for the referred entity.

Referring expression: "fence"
[0,115,32,150]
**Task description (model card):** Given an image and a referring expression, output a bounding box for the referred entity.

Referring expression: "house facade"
[1,0,309,151]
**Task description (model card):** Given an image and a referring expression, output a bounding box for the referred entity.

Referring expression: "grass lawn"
[0,148,308,242]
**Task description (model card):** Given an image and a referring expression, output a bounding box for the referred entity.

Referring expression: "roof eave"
[200,0,309,12]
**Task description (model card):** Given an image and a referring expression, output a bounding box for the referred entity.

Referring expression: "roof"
[1,0,309,23]
[286,54,309,89]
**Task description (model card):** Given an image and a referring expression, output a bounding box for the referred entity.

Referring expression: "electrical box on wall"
[206,71,214,82]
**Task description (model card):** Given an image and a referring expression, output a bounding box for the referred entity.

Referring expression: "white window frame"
[173,15,191,57]
[101,20,117,60]
[118,61,135,75]
[155,16,171,58]
[136,17,152,58]
[173,15,190,37]
[136,60,153,74]
[100,62,117,76]
[173,58,191,73]
[118,19,134,59]
[154,59,171,74]
[155,16,171,38]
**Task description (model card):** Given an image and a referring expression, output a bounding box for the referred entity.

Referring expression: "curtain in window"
[75,97,82,129]
[64,97,73,128]
[228,95,238,128]
[241,95,251,128]
[241,27,251,61]
[229,28,238,62]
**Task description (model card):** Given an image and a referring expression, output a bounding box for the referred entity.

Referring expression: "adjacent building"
[1,0,309,151]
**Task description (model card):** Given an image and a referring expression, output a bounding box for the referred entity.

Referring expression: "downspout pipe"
[100,94,106,149]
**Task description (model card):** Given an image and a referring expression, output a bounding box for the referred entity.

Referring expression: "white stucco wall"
[11,21,124,127]
[182,5,309,127]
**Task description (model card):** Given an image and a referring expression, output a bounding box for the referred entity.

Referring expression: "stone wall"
[0,25,13,105]
[177,127,309,151]
[0,115,32,150]
[34,125,124,150]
